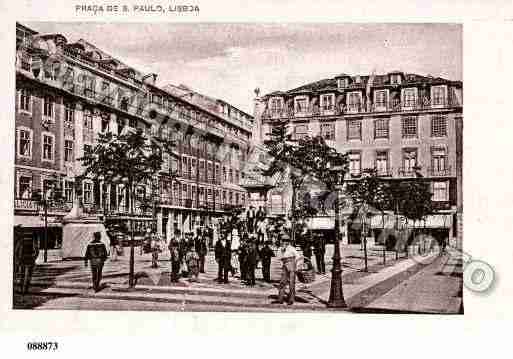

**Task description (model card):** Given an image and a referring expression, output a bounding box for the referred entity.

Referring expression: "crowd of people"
[100,205,330,304]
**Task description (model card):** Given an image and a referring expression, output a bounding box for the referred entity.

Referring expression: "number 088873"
[27,342,58,351]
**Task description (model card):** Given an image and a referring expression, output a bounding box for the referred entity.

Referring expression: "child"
[185,245,200,282]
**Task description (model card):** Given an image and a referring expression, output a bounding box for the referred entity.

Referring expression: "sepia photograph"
[12,21,467,313]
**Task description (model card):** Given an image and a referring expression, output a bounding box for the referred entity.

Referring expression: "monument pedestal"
[61,201,109,259]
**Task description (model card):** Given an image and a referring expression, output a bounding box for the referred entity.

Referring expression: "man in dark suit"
[214,235,231,283]
[14,227,39,295]
[313,233,326,274]
[84,232,108,292]
[195,229,208,273]
[246,206,256,233]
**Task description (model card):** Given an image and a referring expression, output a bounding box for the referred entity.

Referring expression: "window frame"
[431,85,447,107]
[320,93,335,113]
[401,116,418,138]
[346,91,363,113]
[41,132,55,162]
[348,151,362,176]
[64,139,74,162]
[374,118,389,139]
[18,88,31,114]
[401,87,418,109]
[17,174,32,199]
[347,119,362,141]
[373,89,388,111]
[42,95,54,120]
[375,150,389,176]
[431,115,447,138]
[431,180,449,202]
[294,96,309,115]
[16,127,33,159]
[320,123,335,140]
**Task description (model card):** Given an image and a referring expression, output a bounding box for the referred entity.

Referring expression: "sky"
[25,22,461,114]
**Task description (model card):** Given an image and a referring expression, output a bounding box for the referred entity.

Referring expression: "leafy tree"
[345,168,389,270]
[79,128,175,287]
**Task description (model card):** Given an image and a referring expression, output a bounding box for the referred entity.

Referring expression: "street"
[13,244,463,313]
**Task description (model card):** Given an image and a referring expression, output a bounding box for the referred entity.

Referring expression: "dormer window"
[320,93,335,113]
[390,74,402,85]
[337,78,349,88]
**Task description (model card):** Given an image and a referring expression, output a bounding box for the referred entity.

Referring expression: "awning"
[306,217,335,230]
[14,216,62,228]
[370,214,452,229]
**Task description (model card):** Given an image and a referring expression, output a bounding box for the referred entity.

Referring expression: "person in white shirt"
[277,234,301,305]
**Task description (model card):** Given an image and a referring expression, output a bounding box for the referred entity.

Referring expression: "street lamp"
[327,164,347,308]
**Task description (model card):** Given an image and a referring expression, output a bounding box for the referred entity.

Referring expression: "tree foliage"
[78,128,176,189]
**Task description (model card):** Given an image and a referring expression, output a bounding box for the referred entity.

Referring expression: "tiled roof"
[264,72,461,98]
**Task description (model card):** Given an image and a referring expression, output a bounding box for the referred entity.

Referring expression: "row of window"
[16,175,246,207]
[270,85,448,115]
[346,147,449,178]
[292,115,448,141]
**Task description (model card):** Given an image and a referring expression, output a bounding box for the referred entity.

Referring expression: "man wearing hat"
[14,226,39,295]
[259,240,275,283]
[246,236,259,286]
[277,234,300,305]
[84,232,108,292]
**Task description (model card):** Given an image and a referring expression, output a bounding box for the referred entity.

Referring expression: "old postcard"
[2,0,513,357]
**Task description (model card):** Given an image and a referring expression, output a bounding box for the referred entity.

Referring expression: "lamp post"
[327,165,347,308]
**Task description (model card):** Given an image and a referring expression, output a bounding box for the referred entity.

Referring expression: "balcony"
[428,166,453,177]
[262,95,460,120]
[397,167,421,178]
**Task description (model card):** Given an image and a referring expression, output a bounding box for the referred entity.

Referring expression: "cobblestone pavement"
[28,244,405,292]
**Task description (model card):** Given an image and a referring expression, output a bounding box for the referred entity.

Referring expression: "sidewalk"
[354,253,463,313]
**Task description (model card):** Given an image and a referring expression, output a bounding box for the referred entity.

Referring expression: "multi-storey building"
[14,22,252,249]
[249,71,463,245]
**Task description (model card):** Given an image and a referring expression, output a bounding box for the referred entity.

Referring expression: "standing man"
[313,233,326,274]
[14,227,39,295]
[84,232,108,292]
[168,237,181,283]
[195,229,208,273]
[246,236,259,286]
[246,206,256,234]
[214,235,231,284]
[259,240,275,283]
[277,234,300,305]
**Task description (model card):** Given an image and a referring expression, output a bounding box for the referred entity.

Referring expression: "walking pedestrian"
[215,235,231,283]
[84,232,108,292]
[277,234,300,305]
[14,228,39,295]
[313,233,326,274]
[185,244,200,282]
[168,238,181,283]
[260,240,275,283]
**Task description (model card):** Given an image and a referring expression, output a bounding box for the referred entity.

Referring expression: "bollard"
[383,246,386,265]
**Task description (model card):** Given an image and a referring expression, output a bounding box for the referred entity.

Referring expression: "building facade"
[250,71,463,245]
[14,22,252,248]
